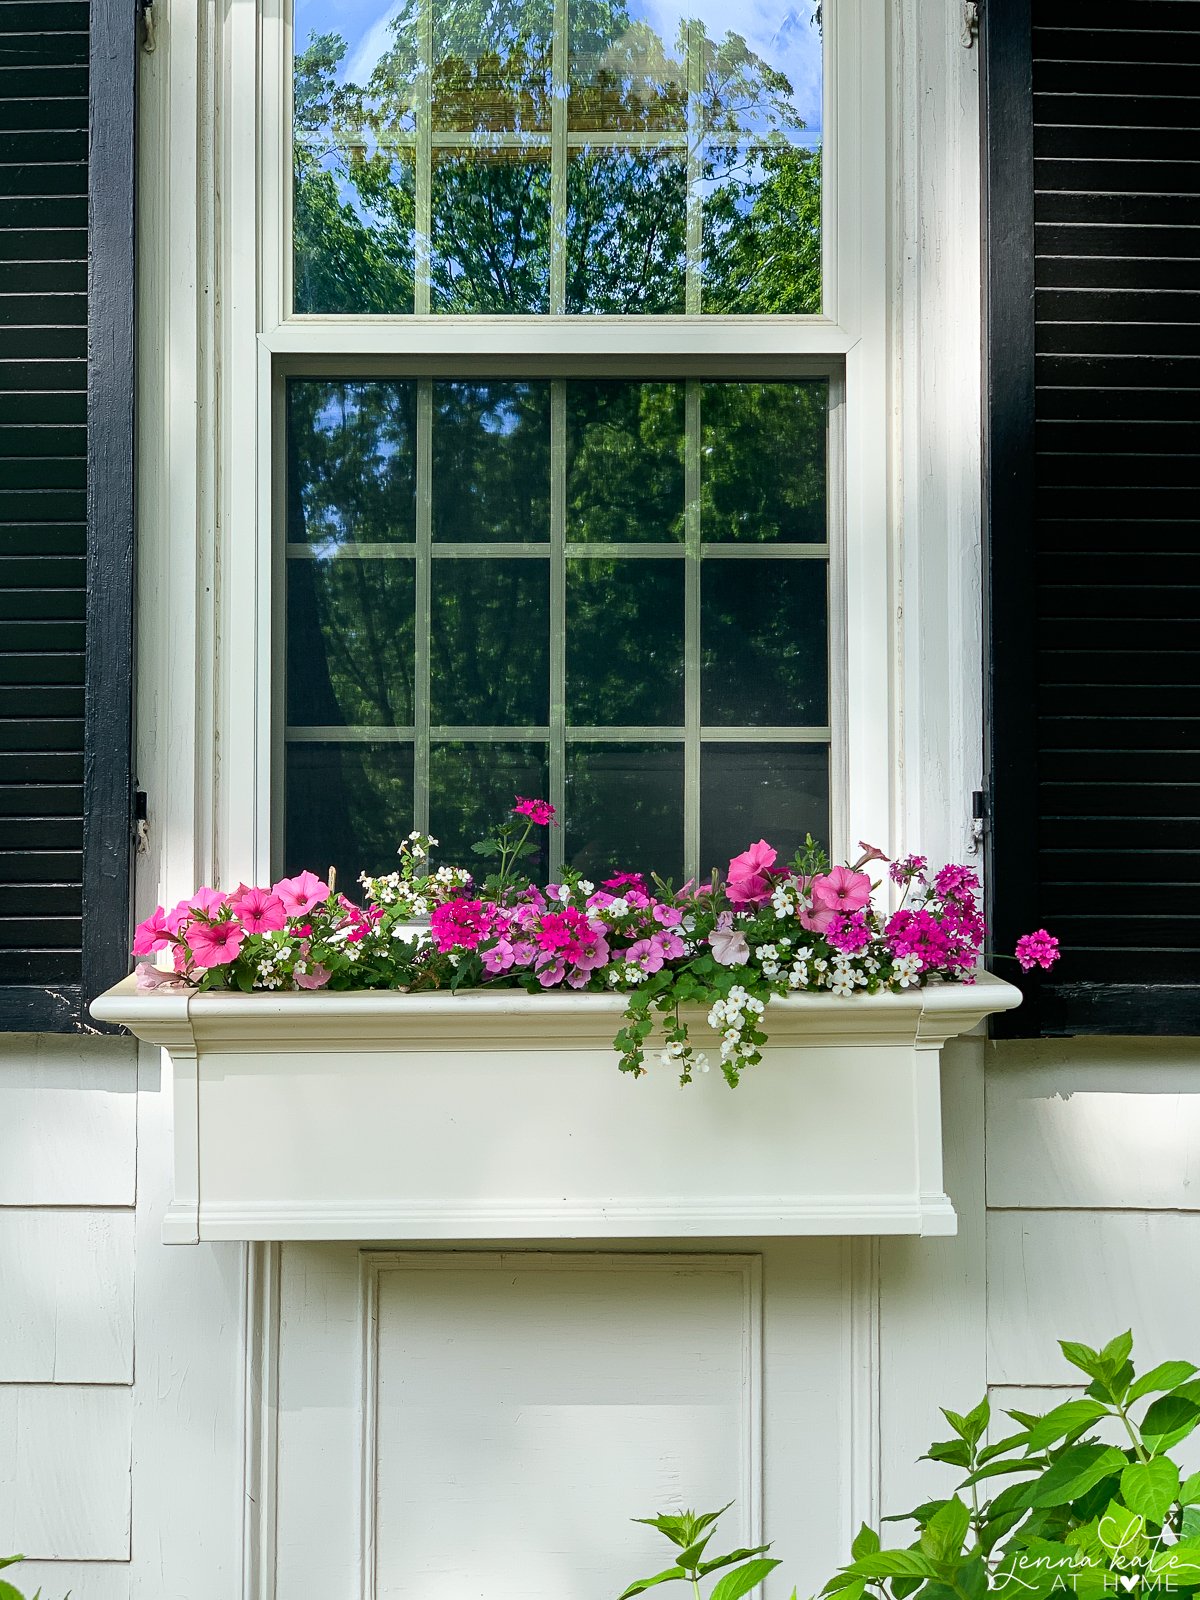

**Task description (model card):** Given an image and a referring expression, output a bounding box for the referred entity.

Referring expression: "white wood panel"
[0,1211,134,1383]
[370,1254,760,1600]
[0,1386,131,1559]
[0,1038,137,1206]
[127,1045,248,1600]
[988,1211,1200,1386]
[13,1561,131,1600]
[879,1040,988,1522]
[986,1041,1200,1209]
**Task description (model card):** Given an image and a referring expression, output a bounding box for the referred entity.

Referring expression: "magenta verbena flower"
[1015,929,1060,971]
[888,854,927,886]
[932,862,980,903]
[826,910,873,955]
[513,796,556,826]
[430,897,502,952]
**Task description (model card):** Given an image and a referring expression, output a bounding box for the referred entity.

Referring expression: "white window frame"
[138,0,984,906]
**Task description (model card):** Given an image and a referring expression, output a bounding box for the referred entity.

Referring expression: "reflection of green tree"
[293,0,821,313]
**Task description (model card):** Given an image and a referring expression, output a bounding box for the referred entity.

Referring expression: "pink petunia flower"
[709,911,750,966]
[184,920,245,969]
[272,871,330,917]
[726,840,778,907]
[133,906,173,955]
[513,796,556,826]
[166,886,228,935]
[294,964,331,989]
[229,884,287,933]
[624,937,665,973]
[134,962,189,991]
[802,866,872,933]
[1015,929,1060,971]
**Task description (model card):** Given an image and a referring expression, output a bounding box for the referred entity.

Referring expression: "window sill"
[92,974,1021,1244]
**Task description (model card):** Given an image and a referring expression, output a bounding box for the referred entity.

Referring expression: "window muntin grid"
[291,0,823,316]
[282,375,832,885]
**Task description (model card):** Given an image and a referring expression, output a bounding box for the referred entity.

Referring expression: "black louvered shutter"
[985,0,1200,1034]
[0,0,135,1032]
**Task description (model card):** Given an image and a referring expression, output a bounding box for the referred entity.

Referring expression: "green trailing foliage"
[821,1333,1200,1600]
[0,1551,69,1599]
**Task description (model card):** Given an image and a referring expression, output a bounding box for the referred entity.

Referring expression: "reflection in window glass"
[293,0,821,314]
[433,382,551,543]
[567,744,684,883]
[567,559,685,725]
[430,742,551,866]
[282,377,831,881]
[699,744,828,875]
[430,559,551,726]
[285,741,415,887]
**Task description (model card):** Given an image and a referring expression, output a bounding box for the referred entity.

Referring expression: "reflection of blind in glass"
[281,377,832,886]
[291,0,823,315]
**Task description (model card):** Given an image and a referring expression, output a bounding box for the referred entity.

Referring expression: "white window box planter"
[92,974,1020,1244]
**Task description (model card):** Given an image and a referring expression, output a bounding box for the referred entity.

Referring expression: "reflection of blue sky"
[295,0,822,132]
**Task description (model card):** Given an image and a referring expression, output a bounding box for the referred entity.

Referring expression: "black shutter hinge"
[134,787,150,854]
[969,787,991,854]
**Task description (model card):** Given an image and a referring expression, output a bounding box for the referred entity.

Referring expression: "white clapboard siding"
[986,1044,1200,1210]
[0,1039,138,1206]
[0,1211,134,1383]
[11,1560,131,1600]
[0,1386,132,1559]
[988,1211,1200,1387]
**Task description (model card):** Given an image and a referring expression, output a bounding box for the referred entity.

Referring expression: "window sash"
[277,373,838,881]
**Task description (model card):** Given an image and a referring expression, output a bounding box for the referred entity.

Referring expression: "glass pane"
[432,381,551,543]
[430,740,550,868]
[700,743,828,875]
[287,556,415,727]
[701,141,821,315]
[293,0,821,316]
[566,743,684,883]
[701,559,827,726]
[700,380,827,542]
[431,148,551,313]
[433,0,551,132]
[567,559,684,725]
[566,147,686,314]
[430,558,550,724]
[568,2,686,132]
[285,741,415,888]
[566,380,685,544]
[293,13,418,315]
[288,381,419,549]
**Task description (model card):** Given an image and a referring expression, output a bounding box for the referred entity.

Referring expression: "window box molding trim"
[92,971,1021,1244]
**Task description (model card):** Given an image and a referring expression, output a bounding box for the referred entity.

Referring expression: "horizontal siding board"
[13,1562,130,1600]
[0,1209,133,1382]
[0,1035,136,1204]
[0,1384,131,1558]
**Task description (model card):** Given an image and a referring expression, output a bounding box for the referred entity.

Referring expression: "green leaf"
[1095,1497,1149,1564]
[851,1525,881,1560]
[1149,1539,1200,1582]
[616,1565,687,1598]
[920,1497,971,1565]
[1060,1341,1105,1383]
[962,1397,991,1446]
[959,1458,1044,1488]
[922,1439,972,1469]
[1100,1331,1134,1372]
[701,1548,773,1579]
[978,1430,1032,1466]
[891,1577,924,1600]
[1023,1400,1110,1454]
[676,1534,713,1572]
[1127,1362,1199,1405]
[848,1552,942,1580]
[0,1584,24,1600]
[1120,1458,1180,1523]
[709,1559,783,1600]
[469,840,498,856]
[1024,1444,1128,1508]
[1181,1474,1200,1508]
[1142,1384,1200,1455]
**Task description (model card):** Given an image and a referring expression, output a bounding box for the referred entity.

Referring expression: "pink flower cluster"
[1015,929,1059,971]
[513,796,556,826]
[132,870,335,982]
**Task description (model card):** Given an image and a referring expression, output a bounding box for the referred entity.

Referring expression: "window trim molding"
[0,0,137,1034]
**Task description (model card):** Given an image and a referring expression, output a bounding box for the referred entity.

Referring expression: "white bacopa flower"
[579,879,595,895]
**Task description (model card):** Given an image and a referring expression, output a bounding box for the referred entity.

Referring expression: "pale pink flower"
[709,912,750,966]
[230,884,287,933]
[133,906,172,955]
[134,963,189,991]
[272,871,330,917]
[294,964,331,989]
[482,939,516,974]
[184,920,245,969]
[726,840,778,907]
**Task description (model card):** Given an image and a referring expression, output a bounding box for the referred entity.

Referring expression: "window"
[282,376,831,884]
[205,0,886,892]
